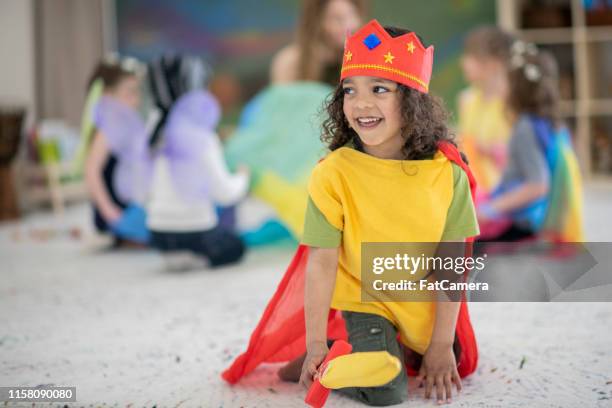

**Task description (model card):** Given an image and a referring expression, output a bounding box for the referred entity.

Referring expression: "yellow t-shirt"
[306,147,478,353]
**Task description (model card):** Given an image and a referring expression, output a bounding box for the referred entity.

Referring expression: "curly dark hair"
[321,26,458,160]
[507,50,561,127]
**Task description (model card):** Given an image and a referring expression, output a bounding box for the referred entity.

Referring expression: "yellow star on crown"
[406,41,416,54]
[344,50,352,62]
[383,51,395,64]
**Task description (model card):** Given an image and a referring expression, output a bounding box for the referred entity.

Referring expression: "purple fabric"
[159,90,221,200]
[93,96,152,204]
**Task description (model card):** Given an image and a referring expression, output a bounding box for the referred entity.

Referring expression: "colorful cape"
[529,116,584,242]
[222,141,479,384]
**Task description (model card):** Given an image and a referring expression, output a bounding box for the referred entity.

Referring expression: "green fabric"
[301,163,479,248]
[73,78,104,176]
[224,82,333,185]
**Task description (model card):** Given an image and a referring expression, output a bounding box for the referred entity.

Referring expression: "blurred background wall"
[0,0,611,218]
[0,0,36,124]
[115,0,496,115]
[0,0,498,128]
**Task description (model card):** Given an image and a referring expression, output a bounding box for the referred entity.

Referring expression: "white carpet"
[1,184,612,407]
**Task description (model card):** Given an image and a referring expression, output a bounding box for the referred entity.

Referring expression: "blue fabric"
[530,115,573,175]
[216,205,236,230]
[240,219,295,247]
[491,180,548,230]
[111,204,150,244]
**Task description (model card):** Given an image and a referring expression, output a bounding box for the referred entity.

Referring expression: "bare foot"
[278,352,307,382]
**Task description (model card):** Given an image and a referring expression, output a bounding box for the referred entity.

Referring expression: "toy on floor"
[304,340,352,408]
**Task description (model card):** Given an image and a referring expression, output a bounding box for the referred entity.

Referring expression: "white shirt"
[147,134,249,231]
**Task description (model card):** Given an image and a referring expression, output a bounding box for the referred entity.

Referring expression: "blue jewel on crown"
[363,33,381,50]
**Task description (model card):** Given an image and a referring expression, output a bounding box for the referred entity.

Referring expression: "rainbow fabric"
[530,116,584,242]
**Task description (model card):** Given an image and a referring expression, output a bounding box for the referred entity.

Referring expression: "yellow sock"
[319,351,402,389]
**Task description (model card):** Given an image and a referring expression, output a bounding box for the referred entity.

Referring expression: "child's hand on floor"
[299,341,329,389]
[417,342,462,405]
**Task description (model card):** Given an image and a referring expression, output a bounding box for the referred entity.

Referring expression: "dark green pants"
[338,311,408,406]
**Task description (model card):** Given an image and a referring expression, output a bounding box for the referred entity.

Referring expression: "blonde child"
[458,26,515,193]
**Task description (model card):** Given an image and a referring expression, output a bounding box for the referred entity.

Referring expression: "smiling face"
[342,76,405,159]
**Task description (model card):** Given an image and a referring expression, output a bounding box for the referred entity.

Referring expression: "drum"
[0,107,25,220]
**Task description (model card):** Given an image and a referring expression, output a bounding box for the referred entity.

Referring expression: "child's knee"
[341,312,409,406]
[356,381,408,406]
[343,312,400,354]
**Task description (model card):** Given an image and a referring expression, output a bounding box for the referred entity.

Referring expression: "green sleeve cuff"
[301,196,342,248]
[441,164,480,240]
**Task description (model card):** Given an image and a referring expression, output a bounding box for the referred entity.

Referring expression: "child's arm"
[203,136,250,206]
[270,44,298,84]
[487,182,549,215]
[299,246,339,389]
[85,132,122,222]
[482,116,550,219]
[417,240,464,404]
[421,301,462,403]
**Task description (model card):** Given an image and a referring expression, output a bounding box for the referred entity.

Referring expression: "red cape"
[223,142,478,384]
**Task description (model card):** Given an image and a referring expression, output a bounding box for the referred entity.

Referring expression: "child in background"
[147,56,249,270]
[223,21,480,405]
[271,0,365,86]
[478,43,583,242]
[84,57,151,245]
[458,26,515,194]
